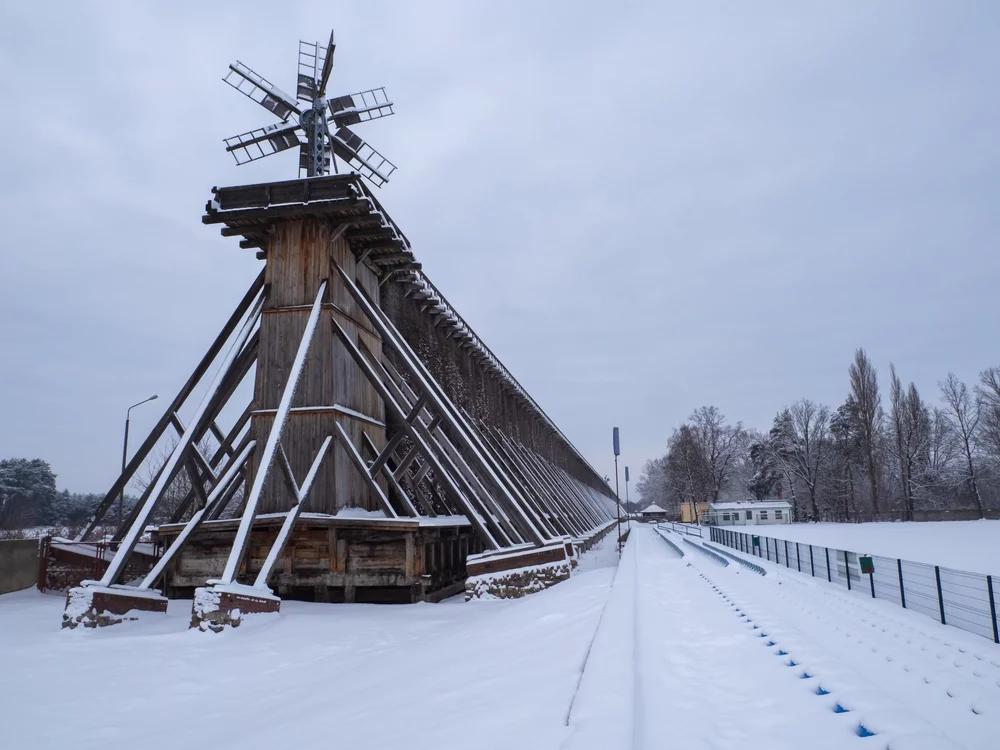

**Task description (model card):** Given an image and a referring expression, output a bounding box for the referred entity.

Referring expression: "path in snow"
[565,526,895,750]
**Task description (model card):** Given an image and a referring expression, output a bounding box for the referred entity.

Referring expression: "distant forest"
[636,348,1000,521]
[0,458,111,533]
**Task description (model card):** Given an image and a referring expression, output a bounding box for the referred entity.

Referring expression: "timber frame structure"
[61,174,619,630]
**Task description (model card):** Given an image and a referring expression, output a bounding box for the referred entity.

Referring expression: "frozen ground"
[2,526,998,749]
[741,520,1000,575]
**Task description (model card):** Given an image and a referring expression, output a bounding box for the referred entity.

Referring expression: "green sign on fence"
[859,555,874,575]
[752,535,760,548]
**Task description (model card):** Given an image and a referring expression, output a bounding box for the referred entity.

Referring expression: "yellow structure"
[680,501,710,524]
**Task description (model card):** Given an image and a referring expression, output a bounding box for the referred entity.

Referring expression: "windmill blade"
[296,40,323,102]
[317,30,336,98]
[224,61,301,121]
[331,126,397,187]
[224,121,303,165]
[328,87,394,127]
[297,31,336,102]
[299,142,331,176]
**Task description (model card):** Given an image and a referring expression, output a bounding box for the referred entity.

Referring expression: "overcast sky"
[1,2,999,498]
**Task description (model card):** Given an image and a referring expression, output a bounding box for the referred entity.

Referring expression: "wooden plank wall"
[252,218,386,514]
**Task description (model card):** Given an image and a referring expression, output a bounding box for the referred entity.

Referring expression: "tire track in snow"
[710,541,1000,713]
[688,546,993,748]
[692,565,886,741]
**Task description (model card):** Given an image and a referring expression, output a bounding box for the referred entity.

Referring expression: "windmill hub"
[222,29,397,185]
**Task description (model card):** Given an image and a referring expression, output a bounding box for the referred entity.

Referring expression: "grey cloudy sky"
[1,2,998,497]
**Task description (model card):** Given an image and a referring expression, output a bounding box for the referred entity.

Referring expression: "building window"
[775,509,784,519]
[722,513,730,521]
[760,510,769,520]
[746,510,753,520]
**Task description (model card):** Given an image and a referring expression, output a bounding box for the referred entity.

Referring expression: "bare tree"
[665,424,713,517]
[770,400,830,521]
[977,367,1000,468]
[635,455,670,512]
[940,372,984,516]
[689,405,747,501]
[849,348,883,516]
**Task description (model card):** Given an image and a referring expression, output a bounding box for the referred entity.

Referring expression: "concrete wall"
[0,539,39,594]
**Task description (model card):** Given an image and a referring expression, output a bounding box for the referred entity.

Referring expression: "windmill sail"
[331,126,396,186]
[224,122,303,165]
[329,88,394,127]
[225,62,301,121]
[297,31,336,102]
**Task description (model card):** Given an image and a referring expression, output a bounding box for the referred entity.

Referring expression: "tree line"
[636,349,1000,521]
[0,457,105,531]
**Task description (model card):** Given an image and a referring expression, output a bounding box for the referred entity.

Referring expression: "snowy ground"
[740,520,1000,575]
[2,526,998,749]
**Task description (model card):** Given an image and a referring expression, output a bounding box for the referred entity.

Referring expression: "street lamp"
[119,394,158,528]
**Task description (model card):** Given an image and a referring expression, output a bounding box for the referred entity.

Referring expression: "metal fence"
[664,521,703,538]
[708,526,1000,645]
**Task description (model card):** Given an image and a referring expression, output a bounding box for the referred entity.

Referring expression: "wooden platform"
[203,173,418,275]
[156,513,480,604]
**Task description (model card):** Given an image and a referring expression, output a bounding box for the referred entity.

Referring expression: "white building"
[706,500,791,526]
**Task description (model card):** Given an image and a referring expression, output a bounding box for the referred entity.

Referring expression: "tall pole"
[120,395,159,531]
[613,426,621,554]
[624,465,631,531]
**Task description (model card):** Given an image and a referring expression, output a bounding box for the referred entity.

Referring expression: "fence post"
[897,559,906,609]
[987,575,999,644]
[934,565,946,624]
[36,536,50,592]
[825,547,831,582]
[784,540,790,568]
[796,542,802,572]
[844,550,851,591]
[766,538,770,561]
[809,545,815,577]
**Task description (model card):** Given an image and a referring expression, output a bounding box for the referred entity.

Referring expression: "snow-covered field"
[2,526,998,749]
[745,520,1000,575]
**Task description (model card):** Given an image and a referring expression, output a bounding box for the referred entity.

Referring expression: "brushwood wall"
[382,283,609,497]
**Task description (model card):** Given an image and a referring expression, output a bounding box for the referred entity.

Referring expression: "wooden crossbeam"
[218,281,327,586]
[79,271,265,541]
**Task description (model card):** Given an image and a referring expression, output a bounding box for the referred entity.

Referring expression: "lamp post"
[624,465,631,530]
[613,426,621,554]
[119,394,158,529]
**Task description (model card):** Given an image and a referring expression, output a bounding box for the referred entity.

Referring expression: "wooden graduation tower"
[62,30,620,631]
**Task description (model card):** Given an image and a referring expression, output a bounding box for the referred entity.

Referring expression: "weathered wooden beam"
[79,271,265,540]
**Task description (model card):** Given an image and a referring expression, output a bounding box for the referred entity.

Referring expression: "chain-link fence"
[708,526,1000,645]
